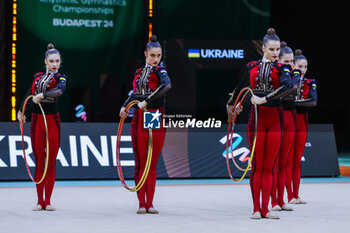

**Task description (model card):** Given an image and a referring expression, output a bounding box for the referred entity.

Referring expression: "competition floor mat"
[1,178,350,233]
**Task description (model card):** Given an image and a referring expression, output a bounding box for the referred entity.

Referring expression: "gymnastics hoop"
[228,88,252,172]
[20,95,50,184]
[116,100,153,192]
[225,87,258,182]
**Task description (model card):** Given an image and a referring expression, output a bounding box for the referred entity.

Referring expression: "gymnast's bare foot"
[32,204,43,211]
[45,205,56,211]
[147,207,159,214]
[136,207,147,214]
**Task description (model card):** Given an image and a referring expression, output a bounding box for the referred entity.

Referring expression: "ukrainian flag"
[188,49,200,58]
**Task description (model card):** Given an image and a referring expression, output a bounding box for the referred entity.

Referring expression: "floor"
[1,178,350,233]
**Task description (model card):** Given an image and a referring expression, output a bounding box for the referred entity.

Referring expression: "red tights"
[271,110,295,207]
[286,113,308,201]
[248,106,281,217]
[131,108,165,209]
[30,113,60,208]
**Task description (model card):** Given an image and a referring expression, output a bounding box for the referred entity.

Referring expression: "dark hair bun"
[150,35,158,42]
[47,43,55,50]
[267,28,276,35]
[280,41,287,47]
[294,49,303,56]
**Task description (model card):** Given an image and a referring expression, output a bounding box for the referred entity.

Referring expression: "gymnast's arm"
[43,75,67,98]
[295,80,317,107]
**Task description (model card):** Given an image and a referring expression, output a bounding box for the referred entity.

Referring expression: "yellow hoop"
[21,95,50,184]
[116,100,153,192]
[226,87,258,182]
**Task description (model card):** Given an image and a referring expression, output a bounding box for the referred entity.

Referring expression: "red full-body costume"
[21,71,67,208]
[271,69,301,208]
[228,58,292,217]
[122,65,171,210]
[285,77,317,202]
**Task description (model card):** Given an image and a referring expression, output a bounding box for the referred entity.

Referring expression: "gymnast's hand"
[227,105,235,123]
[17,110,26,130]
[227,104,243,114]
[235,104,243,114]
[138,100,148,110]
[251,95,267,105]
[226,104,243,122]
[32,93,44,104]
[119,107,128,119]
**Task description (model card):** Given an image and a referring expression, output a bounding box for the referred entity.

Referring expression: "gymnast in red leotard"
[285,49,317,205]
[18,43,67,211]
[227,28,292,219]
[119,35,171,214]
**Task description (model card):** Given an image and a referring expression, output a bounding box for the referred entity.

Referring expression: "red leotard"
[286,77,317,201]
[123,65,171,209]
[228,59,292,217]
[271,69,301,208]
[21,72,66,208]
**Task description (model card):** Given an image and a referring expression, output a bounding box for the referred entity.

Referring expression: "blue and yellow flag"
[188,49,200,58]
